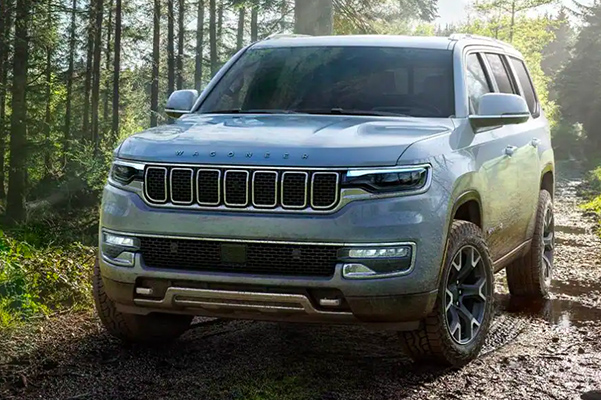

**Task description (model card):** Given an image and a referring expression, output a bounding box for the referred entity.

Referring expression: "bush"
[0,229,95,331]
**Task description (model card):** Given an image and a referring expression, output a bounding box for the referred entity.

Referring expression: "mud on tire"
[506,189,554,298]
[399,220,494,367]
[93,259,192,343]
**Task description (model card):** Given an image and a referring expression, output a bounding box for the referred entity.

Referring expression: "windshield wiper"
[294,108,410,117]
[205,109,299,114]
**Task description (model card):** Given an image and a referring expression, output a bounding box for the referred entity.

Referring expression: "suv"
[94,34,555,366]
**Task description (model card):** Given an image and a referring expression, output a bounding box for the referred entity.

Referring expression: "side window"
[510,57,539,116]
[485,53,515,94]
[466,53,492,114]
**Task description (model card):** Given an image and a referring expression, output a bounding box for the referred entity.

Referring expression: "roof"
[251,34,520,55]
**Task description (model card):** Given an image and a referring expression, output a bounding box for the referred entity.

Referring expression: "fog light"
[348,246,411,259]
[104,232,138,248]
[342,263,378,278]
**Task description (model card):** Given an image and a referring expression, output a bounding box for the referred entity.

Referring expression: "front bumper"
[99,182,449,327]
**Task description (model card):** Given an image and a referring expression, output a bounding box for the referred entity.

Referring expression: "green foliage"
[555,3,601,152]
[0,229,95,331]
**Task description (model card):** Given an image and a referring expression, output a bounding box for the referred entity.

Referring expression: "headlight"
[342,166,430,194]
[110,161,144,184]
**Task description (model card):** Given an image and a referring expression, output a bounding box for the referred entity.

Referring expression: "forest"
[0,0,601,398]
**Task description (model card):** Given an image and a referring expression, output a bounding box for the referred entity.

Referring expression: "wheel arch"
[540,165,554,198]
[451,190,483,229]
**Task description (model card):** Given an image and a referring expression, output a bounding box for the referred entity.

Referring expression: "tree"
[195,0,205,91]
[0,0,13,199]
[556,3,601,151]
[542,8,573,80]
[474,0,557,42]
[210,0,218,75]
[103,0,114,124]
[151,0,161,127]
[237,5,246,50]
[177,0,185,90]
[167,0,175,96]
[83,0,95,139]
[91,0,104,151]
[64,0,78,161]
[112,0,122,140]
[6,0,31,223]
[295,0,333,35]
[43,0,53,175]
[251,4,258,41]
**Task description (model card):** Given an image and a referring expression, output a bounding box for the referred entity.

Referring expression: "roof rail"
[263,33,312,41]
[449,33,512,47]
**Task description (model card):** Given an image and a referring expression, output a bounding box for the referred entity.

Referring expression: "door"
[463,51,538,261]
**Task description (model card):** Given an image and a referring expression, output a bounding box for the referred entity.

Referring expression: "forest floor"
[1,163,600,400]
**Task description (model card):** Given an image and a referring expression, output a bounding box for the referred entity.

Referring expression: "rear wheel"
[93,259,192,344]
[507,189,554,298]
[399,221,494,367]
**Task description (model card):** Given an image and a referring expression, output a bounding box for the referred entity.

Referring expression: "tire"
[93,259,192,344]
[506,189,554,298]
[399,220,494,367]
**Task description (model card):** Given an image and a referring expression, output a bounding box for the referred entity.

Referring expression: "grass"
[0,214,97,332]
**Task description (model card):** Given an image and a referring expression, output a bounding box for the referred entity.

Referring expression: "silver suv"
[94,34,555,366]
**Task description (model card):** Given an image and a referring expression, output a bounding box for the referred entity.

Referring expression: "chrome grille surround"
[311,172,340,210]
[169,168,194,205]
[142,164,342,212]
[223,170,250,207]
[281,171,309,209]
[144,166,168,203]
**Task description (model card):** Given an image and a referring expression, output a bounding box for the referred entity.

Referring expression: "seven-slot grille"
[144,166,340,211]
[139,237,339,277]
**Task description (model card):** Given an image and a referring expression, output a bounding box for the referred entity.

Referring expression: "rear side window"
[510,58,539,116]
[466,53,492,113]
[485,54,515,94]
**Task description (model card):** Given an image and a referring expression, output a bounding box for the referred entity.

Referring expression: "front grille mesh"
[144,166,341,211]
[139,237,339,277]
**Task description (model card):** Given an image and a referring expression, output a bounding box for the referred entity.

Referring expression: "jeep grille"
[144,166,340,211]
[139,237,339,277]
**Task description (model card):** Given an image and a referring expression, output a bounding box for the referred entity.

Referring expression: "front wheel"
[93,259,192,344]
[399,220,494,367]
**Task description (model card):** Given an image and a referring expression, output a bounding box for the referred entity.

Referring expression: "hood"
[117,114,452,167]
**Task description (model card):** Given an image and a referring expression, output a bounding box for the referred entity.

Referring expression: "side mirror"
[469,93,531,130]
[165,89,199,119]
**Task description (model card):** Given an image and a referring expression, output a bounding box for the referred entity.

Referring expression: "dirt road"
[1,164,600,400]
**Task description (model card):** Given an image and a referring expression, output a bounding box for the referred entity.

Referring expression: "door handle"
[531,138,541,148]
[504,145,517,157]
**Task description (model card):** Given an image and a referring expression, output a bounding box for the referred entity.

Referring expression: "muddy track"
[1,162,600,400]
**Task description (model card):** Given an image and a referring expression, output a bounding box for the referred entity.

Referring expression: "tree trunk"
[294,0,333,35]
[509,0,516,43]
[6,0,31,224]
[237,6,245,50]
[103,0,114,123]
[194,0,204,91]
[112,0,121,140]
[167,0,175,96]
[91,0,104,152]
[209,0,217,76]
[250,5,258,42]
[176,0,185,90]
[151,0,161,127]
[64,0,77,162]
[83,0,95,140]
[217,1,223,47]
[44,1,52,175]
[0,0,12,199]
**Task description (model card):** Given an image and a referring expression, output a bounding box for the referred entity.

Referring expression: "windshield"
[198,46,455,118]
